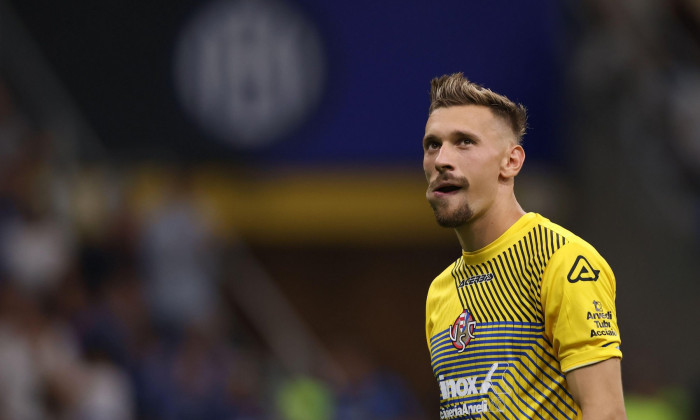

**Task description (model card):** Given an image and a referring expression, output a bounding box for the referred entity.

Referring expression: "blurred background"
[0,0,699,419]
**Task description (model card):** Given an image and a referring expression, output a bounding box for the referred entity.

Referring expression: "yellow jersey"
[426,213,622,419]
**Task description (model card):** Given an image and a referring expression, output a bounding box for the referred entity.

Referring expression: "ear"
[500,144,525,180]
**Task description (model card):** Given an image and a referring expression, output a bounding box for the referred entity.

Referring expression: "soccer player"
[423,73,626,419]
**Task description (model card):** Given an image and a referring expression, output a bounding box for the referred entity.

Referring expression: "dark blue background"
[11,0,565,166]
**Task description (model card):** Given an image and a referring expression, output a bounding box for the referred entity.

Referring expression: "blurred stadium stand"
[1,0,699,419]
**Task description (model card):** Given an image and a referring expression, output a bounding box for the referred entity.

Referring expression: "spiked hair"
[429,73,528,143]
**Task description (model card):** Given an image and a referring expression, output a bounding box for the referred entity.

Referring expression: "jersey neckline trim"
[461,212,540,264]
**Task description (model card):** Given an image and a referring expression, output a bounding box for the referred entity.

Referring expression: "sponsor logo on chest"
[438,362,500,399]
[457,273,494,288]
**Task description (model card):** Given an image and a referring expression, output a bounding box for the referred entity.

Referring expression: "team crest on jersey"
[449,310,476,352]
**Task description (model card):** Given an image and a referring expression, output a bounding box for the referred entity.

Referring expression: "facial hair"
[427,175,473,228]
[429,199,473,228]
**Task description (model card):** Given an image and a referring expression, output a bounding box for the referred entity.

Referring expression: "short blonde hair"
[429,73,528,144]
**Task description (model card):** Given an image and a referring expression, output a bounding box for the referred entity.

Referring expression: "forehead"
[425,105,513,142]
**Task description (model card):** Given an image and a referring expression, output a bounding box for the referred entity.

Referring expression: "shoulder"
[425,257,462,343]
[428,258,460,290]
[537,218,616,303]
[536,215,611,268]
[530,215,615,289]
[426,257,461,302]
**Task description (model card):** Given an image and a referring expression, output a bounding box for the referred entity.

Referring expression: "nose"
[434,144,455,173]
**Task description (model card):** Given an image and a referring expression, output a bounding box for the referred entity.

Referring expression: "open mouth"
[436,185,460,193]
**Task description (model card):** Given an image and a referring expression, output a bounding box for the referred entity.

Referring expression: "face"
[423,105,515,228]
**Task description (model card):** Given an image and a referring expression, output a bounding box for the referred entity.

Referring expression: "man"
[423,73,626,419]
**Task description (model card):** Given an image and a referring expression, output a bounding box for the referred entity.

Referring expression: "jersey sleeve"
[541,241,622,372]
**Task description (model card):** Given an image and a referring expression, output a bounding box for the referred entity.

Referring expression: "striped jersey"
[425,213,622,419]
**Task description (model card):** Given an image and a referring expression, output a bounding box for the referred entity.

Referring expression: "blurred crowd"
[566,1,700,419]
[1,0,700,419]
[0,79,426,420]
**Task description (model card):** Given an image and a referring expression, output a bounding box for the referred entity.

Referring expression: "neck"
[455,193,526,252]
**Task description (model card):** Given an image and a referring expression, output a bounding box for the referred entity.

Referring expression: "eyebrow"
[451,130,479,142]
[423,130,479,145]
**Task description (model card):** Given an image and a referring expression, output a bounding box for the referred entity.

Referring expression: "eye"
[459,137,474,146]
[424,140,441,151]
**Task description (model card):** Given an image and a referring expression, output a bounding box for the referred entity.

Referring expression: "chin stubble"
[430,200,473,228]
